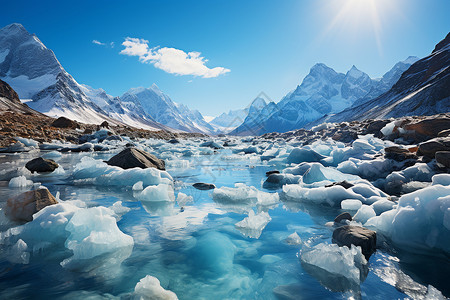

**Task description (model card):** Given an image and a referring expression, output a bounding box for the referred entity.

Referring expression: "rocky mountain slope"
[230,58,417,136]
[313,33,450,126]
[0,23,212,134]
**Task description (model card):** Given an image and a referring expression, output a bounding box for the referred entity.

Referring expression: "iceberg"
[134,275,178,300]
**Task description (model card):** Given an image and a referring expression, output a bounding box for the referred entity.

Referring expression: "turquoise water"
[0,148,448,299]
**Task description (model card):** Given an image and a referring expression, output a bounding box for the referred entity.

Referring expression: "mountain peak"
[310,63,330,71]
[401,56,419,65]
[346,65,364,78]
[248,97,267,110]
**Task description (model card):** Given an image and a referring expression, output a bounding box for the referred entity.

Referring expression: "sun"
[319,0,397,55]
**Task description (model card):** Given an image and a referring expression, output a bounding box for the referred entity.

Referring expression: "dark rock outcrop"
[192,183,216,190]
[25,157,59,173]
[5,188,58,222]
[418,137,450,158]
[384,146,418,161]
[332,225,376,259]
[266,170,280,177]
[334,212,352,223]
[0,79,20,103]
[107,147,165,170]
[51,116,78,129]
[325,181,354,189]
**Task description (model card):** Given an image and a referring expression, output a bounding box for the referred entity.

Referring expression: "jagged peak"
[401,56,419,65]
[346,65,365,78]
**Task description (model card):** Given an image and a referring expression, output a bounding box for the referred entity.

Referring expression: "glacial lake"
[0,141,448,299]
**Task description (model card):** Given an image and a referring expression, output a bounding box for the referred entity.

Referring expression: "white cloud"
[120,37,230,78]
[92,40,105,46]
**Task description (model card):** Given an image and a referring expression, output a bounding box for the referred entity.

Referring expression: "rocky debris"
[384,146,418,161]
[5,188,58,222]
[25,157,59,173]
[404,117,450,139]
[332,225,377,259]
[325,181,354,189]
[435,151,450,168]
[51,116,78,129]
[0,79,20,103]
[100,121,109,128]
[417,137,450,158]
[107,147,165,170]
[192,183,216,190]
[334,212,352,223]
[266,170,280,177]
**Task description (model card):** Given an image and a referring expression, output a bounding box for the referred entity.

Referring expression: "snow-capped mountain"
[231,57,419,136]
[314,33,450,124]
[0,23,212,133]
[120,84,215,134]
[209,108,249,133]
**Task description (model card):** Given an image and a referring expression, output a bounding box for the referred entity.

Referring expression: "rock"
[417,137,450,157]
[0,79,21,103]
[25,157,59,173]
[404,118,450,138]
[100,121,109,128]
[325,181,354,189]
[438,129,450,137]
[364,120,390,137]
[51,116,78,129]
[168,139,180,144]
[384,146,418,161]
[5,188,58,222]
[192,183,216,190]
[332,225,376,259]
[107,147,165,170]
[266,170,280,177]
[435,151,450,168]
[334,212,352,223]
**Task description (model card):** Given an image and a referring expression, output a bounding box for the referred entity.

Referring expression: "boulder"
[25,157,59,173]
[384,146,418,161]
[438,129,450,137]
[100,121,109,128]
[435,151,450,168]
[192,183,216,190]
[404,118,450,138]
[5,188,58,222]
[107,147,165,170]
[417,137,450,157]
[334,212,352,223]
[51,116,78,129]
[332,225,376,259]
[266,170,280,177]
[168,139,180,144]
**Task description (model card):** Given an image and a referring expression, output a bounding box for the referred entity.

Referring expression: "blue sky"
[1,0,449,117]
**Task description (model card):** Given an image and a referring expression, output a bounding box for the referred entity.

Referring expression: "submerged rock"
[334,212,352,223]
[265,170,280,176]
[5,188,58,222]
[192,182,216,190]
[332,225,376,259]
[107,148,165,170]
[25,157,59,173]
[168,139,180,144]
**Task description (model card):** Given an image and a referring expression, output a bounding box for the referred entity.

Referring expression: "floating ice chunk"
[432,174,450,186]
[133,181,144,191]
[285,232,302,245]
[353,205,376,224]
[235,210,271,238]
[380,120,397,136]
[341,199,363,211]
[371,199,395,215]
[366,185,450,254]
[109,201,131,220]
[349,183,386,199]
[302,163,360,184]
[213,183,259,205]
[61,206,134,268]
[176,192,193,207]
[257,192,279,206]
[137,184,175,202]
[41,151,62,160]
[73,157,172,187]
[15,137,38,147]
[7,239,30,264]
[301,243,367,284]
[286,148,326,164]
[311,123,329,132]
[259,254,282,264]
[134,275,178,300]
[9,175,33,188]
[166,159,190,168]
[424,285,446,300]
[283,185,364,207]
[284,162,313,176]
[352,139,375,151]
[337,160,359,175]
